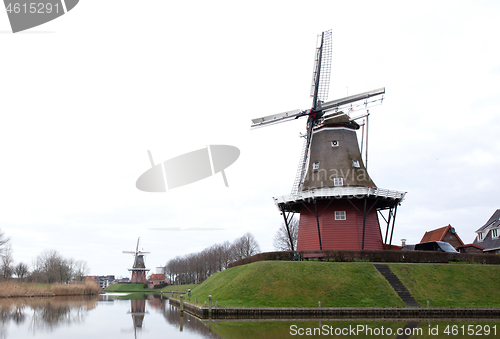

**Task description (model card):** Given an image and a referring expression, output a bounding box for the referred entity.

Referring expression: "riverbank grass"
[104,283,198,293]
[0,280,101,298]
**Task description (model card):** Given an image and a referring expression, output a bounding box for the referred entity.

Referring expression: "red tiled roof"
[420,224,465,246]
[420,225,450,243]
[148,274,165,281]
[456,243,484,250]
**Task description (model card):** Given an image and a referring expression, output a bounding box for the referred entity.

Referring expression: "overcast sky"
[1,1,499,276]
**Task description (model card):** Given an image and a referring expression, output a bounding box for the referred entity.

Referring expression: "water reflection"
[0,296,98,338]
[106,293,220,338]
[127,299,147,338]
[1,294,499,339]
[160,297,219,337]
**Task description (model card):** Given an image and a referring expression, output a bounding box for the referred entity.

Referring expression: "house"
[473,209,500,254]
[420,225,464,249]
[456,243,484,254]
[147,273,166,289]
[87,275,115,289]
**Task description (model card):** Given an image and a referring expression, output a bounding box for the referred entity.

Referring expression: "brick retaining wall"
[168,297,500,320]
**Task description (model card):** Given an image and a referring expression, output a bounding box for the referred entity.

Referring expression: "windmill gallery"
[251,30,406,252]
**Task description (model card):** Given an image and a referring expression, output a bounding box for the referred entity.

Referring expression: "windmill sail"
[250,109,305,129]
[291,136,308,194]
[310,30,332,108]
[290,30,333,193]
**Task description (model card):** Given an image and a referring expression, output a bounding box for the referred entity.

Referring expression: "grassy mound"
[389,263,500,307]
[187,261,404,307]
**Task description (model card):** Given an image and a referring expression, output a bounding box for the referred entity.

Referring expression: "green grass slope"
[188,261,405,308]
[104,283,198,293]
[104,283,148,292]
[389,263,500,307]
[160,284,199,293]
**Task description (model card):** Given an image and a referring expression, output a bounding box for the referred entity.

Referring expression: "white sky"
[1,1,499,276]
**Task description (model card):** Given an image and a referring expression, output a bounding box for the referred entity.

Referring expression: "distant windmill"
[251,30,406,251]
[123,238,150,283]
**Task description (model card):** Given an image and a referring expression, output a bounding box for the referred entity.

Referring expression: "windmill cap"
[322,112,360,129]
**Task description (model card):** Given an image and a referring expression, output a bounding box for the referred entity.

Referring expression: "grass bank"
[171,261,500,308]
[104,283,198,293]
[178,261,405,308]
[104,283,149,292]
[0,280,101,298]
[389,263,500,307]
[161,284,198,293]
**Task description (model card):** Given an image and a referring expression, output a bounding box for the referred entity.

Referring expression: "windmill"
[251,30,406,251]
[123,238,150,283]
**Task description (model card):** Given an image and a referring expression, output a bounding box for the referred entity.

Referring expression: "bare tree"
[218,241,233,270]
[37,249,62,283]
[29,249,85,284]
[73,260,89,281]
[1,245,14,280]
[232,232,260,260]
[14,262,29,282]
[273,217,299,251]
[0,229,10,256]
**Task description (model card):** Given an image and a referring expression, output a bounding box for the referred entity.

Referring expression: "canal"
[0,293,498,338]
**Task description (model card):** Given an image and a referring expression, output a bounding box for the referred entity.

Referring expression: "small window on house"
[492,229,499,238]
[477,232,484,241]
[353,160,360,168]
[335,211,346,220]
[331,140,339,147]
[334,177,343,186]
[313,161,320,170]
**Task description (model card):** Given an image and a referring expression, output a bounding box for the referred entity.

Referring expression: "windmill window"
[335,211,346,220]
[313,161,320,170]
[331,141,339,147]
[353,160,360,168]
[334,177,343,186]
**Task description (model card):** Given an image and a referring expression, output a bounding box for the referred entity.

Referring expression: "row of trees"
[30,249,89,283]
[164,232,260,285]
[163,219,300,285]
[0,229,89,284]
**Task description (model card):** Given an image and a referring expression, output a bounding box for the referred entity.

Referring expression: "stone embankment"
[167,297,500,320]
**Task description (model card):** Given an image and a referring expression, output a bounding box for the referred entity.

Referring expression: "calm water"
[0,293,498,339]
